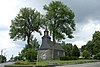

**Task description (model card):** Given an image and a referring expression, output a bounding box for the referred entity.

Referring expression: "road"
[0,62,14,67]
[56,62,100,67]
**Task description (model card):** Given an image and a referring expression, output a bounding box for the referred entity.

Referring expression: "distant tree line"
[81,31,100,59]
[0,55,6,63]
[61,42,80,60]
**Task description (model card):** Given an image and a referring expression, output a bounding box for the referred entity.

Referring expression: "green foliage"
[81,45,87,52]
[44,1,75,42]
[94,52,100,60]
[9,7,42,48]
[30,38,40,50]
[72,45,80,57]
[60,56,78,60]
[81,41,94,57]
[86,41,94,56]
[14,39,40,62]
[0,55,6,63]
[14,56,20,61]
[21,48,37,62]
[82,50,90,59]
[62,42,73,57]
[81,31,100,57]
[62,43,80,58]
[92,31,100,54]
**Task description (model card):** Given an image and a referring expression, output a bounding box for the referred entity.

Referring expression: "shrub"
[82,50,90,59]
[94,52,100,60]
[72,45,80,57]
[0,55,6,63]
[22,48,37,62]
[60,56,78,60]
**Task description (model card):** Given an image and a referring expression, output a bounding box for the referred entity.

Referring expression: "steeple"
[44,26,49,36]
[40,26,51,50]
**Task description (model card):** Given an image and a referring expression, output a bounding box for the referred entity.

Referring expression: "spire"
[45,26,48,31]
[44,26,48,36]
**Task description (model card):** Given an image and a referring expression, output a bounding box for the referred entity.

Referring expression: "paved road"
[56,62,100,67]
[0,62,14,67]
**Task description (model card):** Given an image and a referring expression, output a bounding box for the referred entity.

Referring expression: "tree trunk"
[52,32,56,60]
[27,33,31,48]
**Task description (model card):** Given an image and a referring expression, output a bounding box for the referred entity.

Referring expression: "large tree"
[86,40,94,56]
[92,31,100,54]
[44,1,75,41]
[0,55,6,63]
[81,45,87,52]
[9,8,42,48]
[44,1,75,59]
[81,31,100,56]
[72,45,80,57]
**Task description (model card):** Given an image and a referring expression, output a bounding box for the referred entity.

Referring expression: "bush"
[22,48,37,62]
[82,50,90,59]
[94,52,100,60]
[0,55,6,63]
[60,56,78,60]
[72,45,80,57]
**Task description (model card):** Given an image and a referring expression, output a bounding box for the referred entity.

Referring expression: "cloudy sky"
[0,0,100,60]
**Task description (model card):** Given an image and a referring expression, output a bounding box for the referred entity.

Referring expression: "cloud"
[73,40,86,48]
[0,30,25,60]
[63,0,100,23]
[0,0,27,60]
[82,19,100,31]
[0,30,17,60]
[64,18,100,48]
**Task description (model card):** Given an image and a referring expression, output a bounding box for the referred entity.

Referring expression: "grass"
[9,59,98,66]
[37,59,96,65]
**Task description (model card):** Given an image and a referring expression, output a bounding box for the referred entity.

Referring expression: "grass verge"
[9,59,99,66]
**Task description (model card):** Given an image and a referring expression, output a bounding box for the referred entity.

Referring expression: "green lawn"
[9,59,98,66]
[37,59,97,66]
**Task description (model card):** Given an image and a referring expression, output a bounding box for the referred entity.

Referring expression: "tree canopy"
[81,31,100,57]
[0,55,6,63]
[9,8,42,48]
[62,42,73,57]
[92,31,100,54]
[72,45,80,57]
[82,50,90,59]
[44,1,75,42]
[86,40,94,56]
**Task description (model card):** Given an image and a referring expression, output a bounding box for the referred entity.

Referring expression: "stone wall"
[37,50,52,60]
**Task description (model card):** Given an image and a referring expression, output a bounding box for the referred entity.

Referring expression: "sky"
[0,0,100,60]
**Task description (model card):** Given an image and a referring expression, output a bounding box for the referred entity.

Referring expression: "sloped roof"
[40,41,64,51]
[40,42,50,50]
[53,43,64,50]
